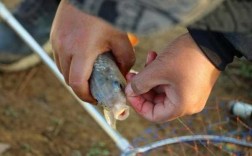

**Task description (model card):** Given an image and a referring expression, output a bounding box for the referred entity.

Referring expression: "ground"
[0,1,252,156]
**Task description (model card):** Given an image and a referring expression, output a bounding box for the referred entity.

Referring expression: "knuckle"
[194,104,205,114]
[130,80,142,95]
[69,81,82,95]
[180,95,205,115]
[155,55,166,64]
[165,102,185,120]
[117,31,128,39]
[151,115,164,123]
[56,37,66,52]
[186,103,205,115]
[52,34,69,53]
[168,111,182,121]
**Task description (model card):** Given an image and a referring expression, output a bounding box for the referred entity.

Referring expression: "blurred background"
[0,0,252,155]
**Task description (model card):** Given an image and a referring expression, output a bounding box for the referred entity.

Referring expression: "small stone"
[0,143,10,155]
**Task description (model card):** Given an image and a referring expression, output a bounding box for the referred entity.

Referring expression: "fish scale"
[90,52,130,129]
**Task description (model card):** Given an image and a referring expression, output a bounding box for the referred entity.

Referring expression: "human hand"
[125,33,220,122]
[50,0,135,103]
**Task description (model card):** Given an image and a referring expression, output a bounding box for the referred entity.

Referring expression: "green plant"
[239,61,252,78]
[4,107,18,118]
[87,142,110,156]
[20,143,31,152]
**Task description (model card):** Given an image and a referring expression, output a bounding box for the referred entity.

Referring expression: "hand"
[125,33,220,122]
[50,0,135,103]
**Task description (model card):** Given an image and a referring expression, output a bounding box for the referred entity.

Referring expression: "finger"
[145,51,157,67]
[127,93,154,119]
[152,85,181,122]
[126,73,155,101]
[127,83,176,122]
[141,91,155,101]
[130,93,177,122]
[153,85,167,94]
[111,35,135,76]
[128,92,166,122]
[126,59,166,96]
[59,53,72,84]
[69,53,97,104]
[53,51,62,73]
[141,93,167,122]
[152,99,179,122]
[126,81,155,101]
[153,93,166,104]
[126,72,136,82]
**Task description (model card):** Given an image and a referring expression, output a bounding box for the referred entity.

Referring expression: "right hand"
[125,33,220,122]
[50,0,135,103]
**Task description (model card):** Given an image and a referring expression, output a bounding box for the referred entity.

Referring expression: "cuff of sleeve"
[188,29,236,71]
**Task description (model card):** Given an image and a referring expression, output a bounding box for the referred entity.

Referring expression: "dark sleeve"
[188,0,252,70]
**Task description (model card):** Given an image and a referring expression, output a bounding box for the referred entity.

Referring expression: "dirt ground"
[0,1,252,156]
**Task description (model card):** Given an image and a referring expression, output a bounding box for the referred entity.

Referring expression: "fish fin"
[104,109,116,129]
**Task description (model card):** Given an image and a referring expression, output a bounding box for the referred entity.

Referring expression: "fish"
[90,52,130,129]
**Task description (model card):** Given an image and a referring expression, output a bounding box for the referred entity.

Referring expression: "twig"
[16,67,38,94]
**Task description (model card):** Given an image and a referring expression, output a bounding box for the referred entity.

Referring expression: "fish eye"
[112,81,120,87]
[112,81,125,91]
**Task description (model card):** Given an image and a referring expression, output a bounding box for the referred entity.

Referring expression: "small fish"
[90,52,130,129]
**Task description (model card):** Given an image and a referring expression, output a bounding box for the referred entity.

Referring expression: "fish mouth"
[112,104,130,120]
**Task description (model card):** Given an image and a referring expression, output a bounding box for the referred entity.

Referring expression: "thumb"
[125,58,162,96]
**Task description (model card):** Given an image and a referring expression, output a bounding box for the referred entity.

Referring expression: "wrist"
[165,33,221,92]
[168,33,221,115]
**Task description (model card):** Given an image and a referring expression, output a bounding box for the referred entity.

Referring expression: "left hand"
[50,0,135,103]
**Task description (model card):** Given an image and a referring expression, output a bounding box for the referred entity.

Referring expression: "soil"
[0,1,252,156]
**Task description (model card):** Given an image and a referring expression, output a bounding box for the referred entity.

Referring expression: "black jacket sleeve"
[188,0,252,71]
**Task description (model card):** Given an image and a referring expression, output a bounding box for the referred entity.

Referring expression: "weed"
[3,107,18,118]
[87,142,110,156]
[239,61,252,78]
[20,143,31,152]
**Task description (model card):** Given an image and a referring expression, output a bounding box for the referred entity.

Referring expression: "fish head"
[98,74,129,121]
[90,53,130,121]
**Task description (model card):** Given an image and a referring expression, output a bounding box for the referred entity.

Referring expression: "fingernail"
[125,84,135,96]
